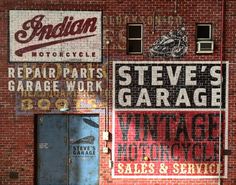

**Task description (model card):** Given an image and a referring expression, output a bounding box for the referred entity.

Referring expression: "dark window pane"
[201,43,212,50]
[197,25,210,39]
[128,26,141,38]
[128,40,142,53]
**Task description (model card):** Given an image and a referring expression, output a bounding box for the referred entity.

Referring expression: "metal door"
[37,115,99,185]
[69,115,99,185]
[37,115,68,185]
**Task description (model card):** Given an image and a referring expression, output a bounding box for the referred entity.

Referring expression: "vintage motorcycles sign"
[9,10,102,62]
[113,61,229,178]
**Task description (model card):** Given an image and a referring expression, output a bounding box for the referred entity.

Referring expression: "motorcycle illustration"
[149,26,188,58]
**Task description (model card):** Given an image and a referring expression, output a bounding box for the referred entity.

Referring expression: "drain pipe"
[104,40,110,154]
[218,0,225,184]
[106,40,110,133]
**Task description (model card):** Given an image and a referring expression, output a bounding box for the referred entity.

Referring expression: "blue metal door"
[37,115,99,185]
[69,115,99,185]
[37,115,68,185]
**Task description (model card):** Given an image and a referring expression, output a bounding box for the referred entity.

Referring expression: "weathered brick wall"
[0,0,236,185]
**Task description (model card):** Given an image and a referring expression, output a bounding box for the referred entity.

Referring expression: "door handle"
[64,137,67,144]
[69,158,72,164]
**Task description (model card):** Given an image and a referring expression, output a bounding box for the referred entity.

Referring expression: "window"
[127,24,143,54]
[196,24,212,40]
[196,23,214,53]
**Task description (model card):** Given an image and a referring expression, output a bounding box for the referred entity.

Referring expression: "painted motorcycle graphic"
[72,136,95,144]
[149,26,188,58]
[83,118,99,128]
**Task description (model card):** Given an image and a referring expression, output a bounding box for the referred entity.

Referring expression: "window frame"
[127,23,143,54]
[196,23,212,41]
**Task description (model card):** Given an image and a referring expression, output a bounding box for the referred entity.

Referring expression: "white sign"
[9,10,102,62]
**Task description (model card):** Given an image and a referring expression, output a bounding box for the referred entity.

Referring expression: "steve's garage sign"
[112,61,229,178]
[9,10,102,62]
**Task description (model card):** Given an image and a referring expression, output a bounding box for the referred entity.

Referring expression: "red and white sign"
[9,10,102,62]
[112,61,229,178]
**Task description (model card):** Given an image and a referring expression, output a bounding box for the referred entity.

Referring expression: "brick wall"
[0,0,236,185]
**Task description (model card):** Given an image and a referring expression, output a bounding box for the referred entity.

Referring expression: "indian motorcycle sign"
[112,61,229,178]
[9,10,102,62]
